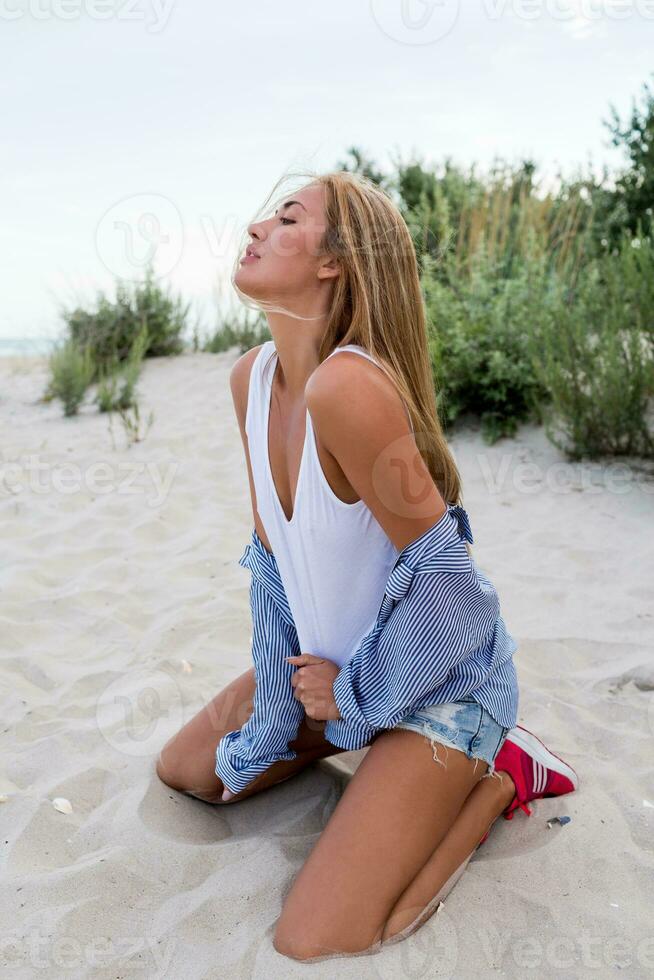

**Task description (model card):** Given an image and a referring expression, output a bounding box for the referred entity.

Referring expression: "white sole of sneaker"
[509,726,579,790]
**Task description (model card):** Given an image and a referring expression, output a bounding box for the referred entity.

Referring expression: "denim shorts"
[394,695,510,779]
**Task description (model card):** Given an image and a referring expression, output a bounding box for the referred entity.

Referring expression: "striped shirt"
[215,504,520,795]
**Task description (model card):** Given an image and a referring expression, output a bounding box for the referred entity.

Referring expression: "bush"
[202,310,271,354]
[422,244,550,443]
[95,324,149,413]
[61,264,189,379]
[528,231,654,459]
[46,339,95,416]
[407,157,593,443]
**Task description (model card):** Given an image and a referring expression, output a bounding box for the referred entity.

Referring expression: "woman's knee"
[272,918,382,961]
[155,740,188,791]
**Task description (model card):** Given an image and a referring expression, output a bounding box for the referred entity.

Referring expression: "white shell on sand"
[52,797,73,814]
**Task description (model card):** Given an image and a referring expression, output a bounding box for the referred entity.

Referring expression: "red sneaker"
[494,725,579,820]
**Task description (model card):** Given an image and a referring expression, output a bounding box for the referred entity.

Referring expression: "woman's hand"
[285,653,342,721]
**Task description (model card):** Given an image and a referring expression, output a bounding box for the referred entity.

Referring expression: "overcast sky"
[2,0,652,344]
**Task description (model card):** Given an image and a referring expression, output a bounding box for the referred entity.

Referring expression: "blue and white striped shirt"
[215,504,519,795]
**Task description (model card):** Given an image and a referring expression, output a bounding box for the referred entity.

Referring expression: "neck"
[265,310,327,400]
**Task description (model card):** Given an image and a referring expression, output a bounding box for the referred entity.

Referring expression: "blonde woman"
[156,172,578,962]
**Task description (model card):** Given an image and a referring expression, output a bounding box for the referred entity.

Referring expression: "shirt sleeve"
[214,539,305,796]
[323,508,500,751]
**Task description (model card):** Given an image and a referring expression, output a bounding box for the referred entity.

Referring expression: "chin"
[234,270,277,305]
[234,268,263,298]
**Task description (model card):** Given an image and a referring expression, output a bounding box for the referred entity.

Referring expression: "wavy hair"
[231,168,465,511]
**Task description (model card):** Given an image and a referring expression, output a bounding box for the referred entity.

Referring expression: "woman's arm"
[215,529,306,795]
[304,355,501,749]
[229,346,274,554]
[304,350,448,554]
[323,512,499,748]
[214,349,305,795]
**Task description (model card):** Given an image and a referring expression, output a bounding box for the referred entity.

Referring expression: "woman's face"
[234,182,337,304]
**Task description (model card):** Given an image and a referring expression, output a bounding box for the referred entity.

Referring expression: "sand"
[1,350,653,979]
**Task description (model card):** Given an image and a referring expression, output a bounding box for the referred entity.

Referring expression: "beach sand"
[1,350,653,979]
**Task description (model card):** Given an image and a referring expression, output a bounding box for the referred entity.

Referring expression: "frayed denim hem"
[394,717,506,781]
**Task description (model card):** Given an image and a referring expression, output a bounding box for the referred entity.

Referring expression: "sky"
[1,0,652,344]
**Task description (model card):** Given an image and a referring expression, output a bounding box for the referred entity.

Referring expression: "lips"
[245,246,260,259]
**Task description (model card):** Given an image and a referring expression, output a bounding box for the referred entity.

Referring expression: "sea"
[0,337,59,357]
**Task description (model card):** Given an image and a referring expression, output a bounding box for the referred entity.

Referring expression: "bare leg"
[272,728,515,962]
[380,768,515,944]
[155,665,352,804]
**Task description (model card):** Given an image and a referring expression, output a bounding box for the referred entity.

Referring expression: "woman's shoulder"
[229,342,272,422]
[306,347,409,435]
[308,345,391,398]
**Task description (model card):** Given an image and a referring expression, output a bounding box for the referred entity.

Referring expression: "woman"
[156,171,578,962]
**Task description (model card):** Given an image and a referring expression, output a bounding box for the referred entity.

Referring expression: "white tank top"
[245,340,412,668]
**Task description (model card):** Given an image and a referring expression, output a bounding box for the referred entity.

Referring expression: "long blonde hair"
[232,168,465,509]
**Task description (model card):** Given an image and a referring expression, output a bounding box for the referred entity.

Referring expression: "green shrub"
[528,231,654,459]
[95,324,148,413]
[61,264,188,379]
[46,339,95,416]
[345,137,653,458]
[423,245,550,443]
[202,310,271,354]
[405,157,592,443]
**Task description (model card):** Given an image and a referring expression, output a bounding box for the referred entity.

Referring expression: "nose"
[246,218,266,243]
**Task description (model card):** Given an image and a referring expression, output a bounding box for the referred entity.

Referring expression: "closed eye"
[279,217,295,225]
